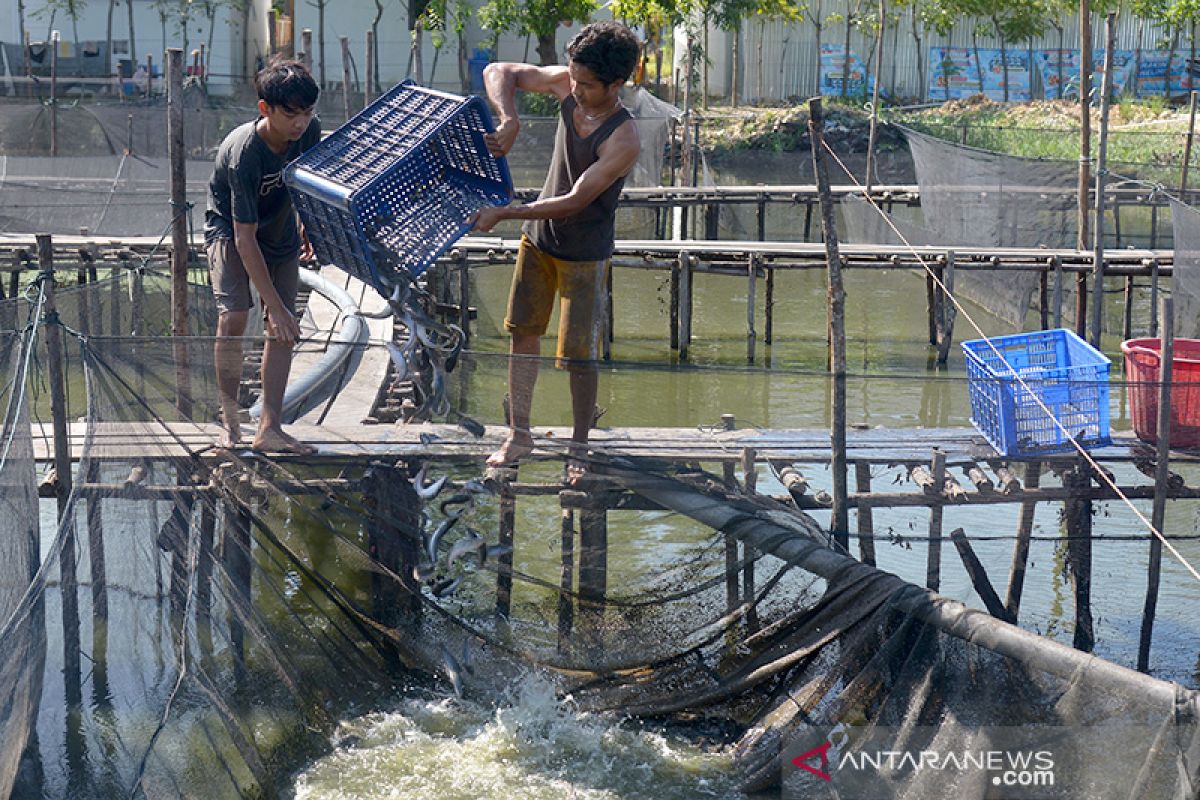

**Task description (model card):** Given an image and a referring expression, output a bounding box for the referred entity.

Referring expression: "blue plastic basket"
[284,80,513,294]
[961,328,1111,457]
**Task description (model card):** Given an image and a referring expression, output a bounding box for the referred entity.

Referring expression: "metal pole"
[808,97,849,551]
[1138,297,1173,672]
[1090,12,1115,349]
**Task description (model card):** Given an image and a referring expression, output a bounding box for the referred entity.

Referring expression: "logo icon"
[792,741,833,782]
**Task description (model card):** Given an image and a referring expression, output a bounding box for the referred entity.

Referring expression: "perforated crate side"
[962,328,1111,456]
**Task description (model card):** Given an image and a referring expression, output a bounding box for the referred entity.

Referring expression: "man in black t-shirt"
[204,58,320,454]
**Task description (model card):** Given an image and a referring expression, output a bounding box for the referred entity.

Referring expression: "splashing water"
[294,675,745,800]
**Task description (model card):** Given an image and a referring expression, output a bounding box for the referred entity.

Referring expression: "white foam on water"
[294,674,743,800]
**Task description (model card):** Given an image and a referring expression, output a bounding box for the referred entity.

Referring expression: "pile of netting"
[0,263,1197,798]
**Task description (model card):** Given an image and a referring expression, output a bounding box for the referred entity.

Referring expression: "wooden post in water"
[577,487,608,640]
[1149,259,1160,337]
[39,232,82,714]
[678,252,692,361]
[1052,255,1064,329]
[1138,297,1173,672]
[496,471,516,617]
[1005,460,1039,620]
[855,462,876,566]
[365,465,421,633]
[1064,462,1095,652]
[741,447,759,631]
[50,31,59,156]
[167,49,192,419]
[809,97,849,550]
[669,257,680,351]
[145,54,154,99]
[935,251,957,364]
[85,461,108,628]
[925,449,946,591]
[558,507,575,650]
[340,36,352,122]
[1182,92,1198,199]
[722,414,740,614]
[746,254,758,364]
[764,265,775,346]
[1089,13,1116,349]
[454,249,471,341]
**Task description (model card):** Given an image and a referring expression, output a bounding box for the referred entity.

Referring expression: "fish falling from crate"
[285,80,513,425]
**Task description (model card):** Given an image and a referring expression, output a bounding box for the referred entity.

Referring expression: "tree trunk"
[373,2,384,88]
[206,11,217,80]
[161,15,168,58]
[757,18,765,101]
[537,32,557,66]
[910,6,924,101]
[971,30,983,98]
[241,1,251,83]
[458,30,468,93]
[811,0,824,95]
[1190,20,1196,92]
[702,16,709,109]
[127,0,137,70]
[1056,26,1065,99]
[1168,28,1179,99]
[730,22,740,106]
[1134,17,1144,99]
[998,28,1009,103]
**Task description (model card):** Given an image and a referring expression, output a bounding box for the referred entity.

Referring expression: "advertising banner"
[929,47,982,100]
[819,43,876,98]
[1037,49,1135,99]
[978,48,1032,101]
[1134,50,1193,96]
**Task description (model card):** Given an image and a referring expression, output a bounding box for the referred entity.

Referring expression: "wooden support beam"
[935,251,956,364]
[741,447,759,631]
[950,528,1015,623]
[1005,460,1041,621]
[722,414,739,614]
[746,253,758,364]
[1139,298,1173,672]
[558,507,575,651]
[679,252,693,361]
[495,468,516,617]
[926,449,946,591]
[855,461,876,567]
[1063,463,1095,653]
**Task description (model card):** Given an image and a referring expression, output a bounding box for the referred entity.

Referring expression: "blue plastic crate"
[961,328,1111,457]
[284,80,513,294]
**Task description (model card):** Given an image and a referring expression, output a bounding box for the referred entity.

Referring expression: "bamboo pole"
[746,253,757,364]
[809,97,849,550]
[1138,297,1173,672]
[1090,13,1116,349]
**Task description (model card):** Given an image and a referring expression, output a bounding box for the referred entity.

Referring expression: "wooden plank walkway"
[31,419,1190,466]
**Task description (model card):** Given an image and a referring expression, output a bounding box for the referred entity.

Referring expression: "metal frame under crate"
[285,80,513,294]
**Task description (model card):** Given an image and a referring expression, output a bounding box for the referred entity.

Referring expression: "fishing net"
[843,128,1081,327]
[1171,198,1200,339]
[0,259,1197,798]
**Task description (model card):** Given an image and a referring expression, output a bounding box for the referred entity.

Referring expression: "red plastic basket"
[1121,337,1200,448]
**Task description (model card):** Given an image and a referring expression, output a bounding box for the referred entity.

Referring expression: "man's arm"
[232,222,302,345]
[482,62,571,157]
[472,120,640,232]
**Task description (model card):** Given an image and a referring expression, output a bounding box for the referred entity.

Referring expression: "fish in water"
[462,477,499,496]
[412,561,437,584]
[446,529,487,570]
[439,642,465,698]
[426,515,459,563]
[484,544,513,563]
[412,464,449,500]
[431,575,463,598]
[438,492,474,518]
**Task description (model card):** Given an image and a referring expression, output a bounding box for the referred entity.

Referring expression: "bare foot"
[252,427,317,455]
[486,434,535,468]
[219,404,244,449]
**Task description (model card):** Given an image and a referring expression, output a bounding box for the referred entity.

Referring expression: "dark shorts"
[206,238,299,316]
[504,236,609,370]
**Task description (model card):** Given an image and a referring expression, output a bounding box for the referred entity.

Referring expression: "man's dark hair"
[566,21,640,86]
[255,57,319,112]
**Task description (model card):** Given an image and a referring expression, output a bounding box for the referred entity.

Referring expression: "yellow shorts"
[504,236,609,370]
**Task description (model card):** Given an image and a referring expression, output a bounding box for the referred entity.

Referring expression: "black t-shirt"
[204,117,321,263]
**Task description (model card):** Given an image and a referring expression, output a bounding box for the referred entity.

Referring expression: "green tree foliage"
[478,0,596,65]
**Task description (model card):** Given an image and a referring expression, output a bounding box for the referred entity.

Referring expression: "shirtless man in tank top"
[471,21,641,485]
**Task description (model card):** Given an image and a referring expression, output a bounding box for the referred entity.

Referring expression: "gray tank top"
[523,95,632,261]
